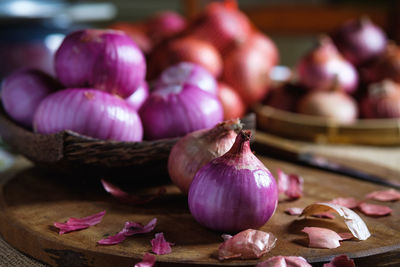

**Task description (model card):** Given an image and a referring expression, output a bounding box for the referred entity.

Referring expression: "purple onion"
[155,62,217,95]
[139,83,223,140]
[1,69,60,128]
[125,81,149,110]
[55,29,146,98]
[297,37,359,94]
[188,130,278,232]
[34,89,143,141]
[332,18,387,67]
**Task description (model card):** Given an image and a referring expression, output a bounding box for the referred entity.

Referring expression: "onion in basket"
[139,83,223,140]
[55,29,146,98]
[1,69,60,128]
[34,89,143,141]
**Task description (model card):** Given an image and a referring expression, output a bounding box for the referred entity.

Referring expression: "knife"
[254,131,400,189]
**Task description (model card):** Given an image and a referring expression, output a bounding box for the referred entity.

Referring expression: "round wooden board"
[0,157,399,267]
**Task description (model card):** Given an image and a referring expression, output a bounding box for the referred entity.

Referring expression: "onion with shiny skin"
[34,89,143,141]
[188,130,278,232]
[55,29,146,98]
[155,62,217,95]
[360,80,400,118]
[297,37,359,94]
[126,81,149,111]
[168,119,242,194]
[332,18,387,67]
[1,69,60,128]
[139,83,223,140]
[148,36,223,79]
[217,82,246,119]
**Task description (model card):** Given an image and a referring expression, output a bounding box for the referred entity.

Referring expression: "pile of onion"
[332,17,387,67]
[297,36,359,94]
[168,119,242,194]
[188,130,278,232]
[1,69,60,128]
[360,80,400,118]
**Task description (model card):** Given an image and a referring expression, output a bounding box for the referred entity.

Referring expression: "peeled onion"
[297,86,358,123]
[217,82,246,119]
[155,62,217,95]
[55,29,146,98]
[332,18,387,66]
[34,89,143,141]
[1,69,60,128]
[297,37,359,94]
[360,80,400,118]
[139,83,223,140]
[148,36,223,79]
[189,0,252,55]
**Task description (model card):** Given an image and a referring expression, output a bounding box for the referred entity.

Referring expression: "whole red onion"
[168,119,242,194]
[148,36,222,79]
[361,43,400,84]
[110,23,153,54]
[249,32,279,67]
[222,33,276,105]
[126,81,149,111]
[332,18,387,67]
[155,62,217,95]
[217,82,246,119]
[297,85,358,123]
[189,0,252,54]
[297,37,359,94]
[34,89,143,141]
[188,130,278,232]
[1,69,60,128]
[146,11,186,45]
[360,80,400,118]
[139,83,223,140]
[55,29,146,98]
[264,83,305,112]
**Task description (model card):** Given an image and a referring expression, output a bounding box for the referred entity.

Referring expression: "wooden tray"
[254,104,400,145]
[0,157,399,266]
[0,107,255,179]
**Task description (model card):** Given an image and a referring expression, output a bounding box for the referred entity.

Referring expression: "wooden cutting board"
[0,157,399,267]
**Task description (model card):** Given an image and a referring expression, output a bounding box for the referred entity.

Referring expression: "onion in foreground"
[34,89,143,141]
[188,130,278,232]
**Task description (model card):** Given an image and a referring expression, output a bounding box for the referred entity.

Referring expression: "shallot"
[168,119,242,194]
[188,130,278,232]
[217,81,246,119]
[1,69,60,128]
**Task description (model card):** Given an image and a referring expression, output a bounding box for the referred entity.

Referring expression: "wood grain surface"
[0,157,399,267]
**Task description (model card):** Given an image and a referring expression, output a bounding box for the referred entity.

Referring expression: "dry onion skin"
[366,189,400,202]
[301,203,371,240]
[255,256,312,267]
[151,232,174,255]
[134,253,156,267]
[54,210,106,235]
[302,227,344,249]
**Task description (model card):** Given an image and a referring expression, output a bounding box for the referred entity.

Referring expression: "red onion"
[126,81,149,111]
[297,85,358,123]
[1,69,60,128]
[189,0,252,54]
[263,83,305,112]
[332,18,387,67]
[110,23,153,54]
[188,130,278,232]
[148,36,222,79]
[217,82,246,119]
[146,11,186,45]
[222,32,278,106]
[34,89,143,141]
[249,31,279,67]
[55,29,146,98]
[297,37,359,94]
[139,83,223,140]
[168,119,242,194]
[155,62,217,95]
[360,80,400,118]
